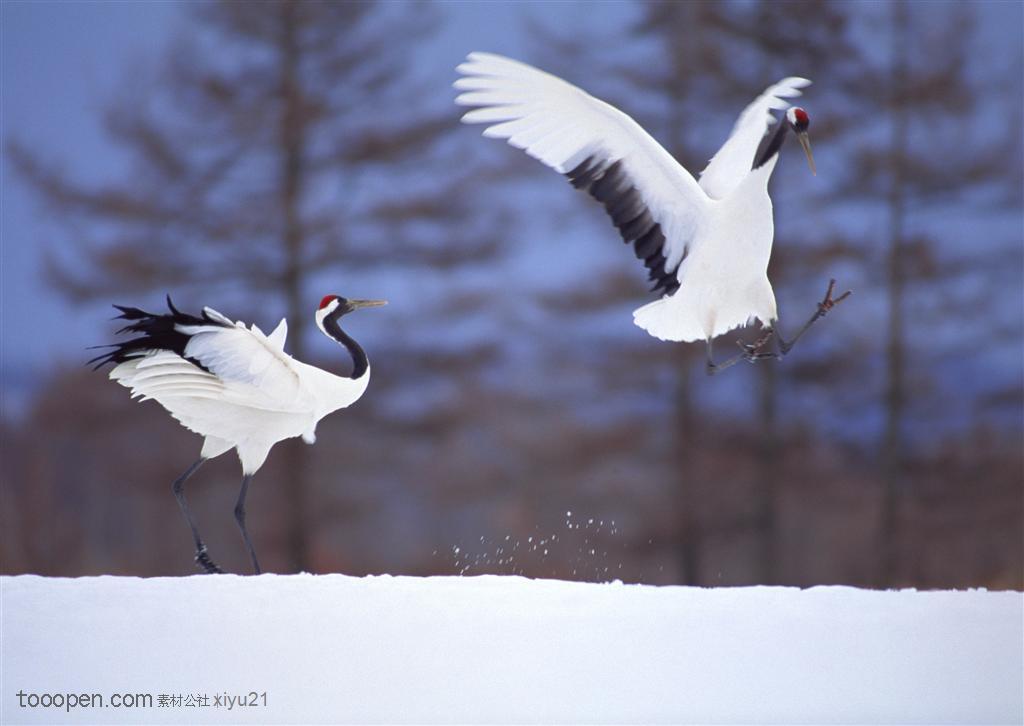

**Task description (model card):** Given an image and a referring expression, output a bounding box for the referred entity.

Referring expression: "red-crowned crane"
[455,52,849,373]
[91,294,386,574]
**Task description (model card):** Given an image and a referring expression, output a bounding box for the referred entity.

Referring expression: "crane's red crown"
[318,294,339,310]
[792,108,809,126]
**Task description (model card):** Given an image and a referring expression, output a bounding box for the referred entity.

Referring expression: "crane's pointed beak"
[348,299,388,310]
[796,131,816,175]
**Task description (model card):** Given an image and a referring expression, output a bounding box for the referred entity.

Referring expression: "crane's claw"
[194,545,223,574]
[737,328,776,362]
[817,279,852,315]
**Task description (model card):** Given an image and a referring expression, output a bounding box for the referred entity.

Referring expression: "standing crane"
[455,52,849,373]
[91,294,386,574]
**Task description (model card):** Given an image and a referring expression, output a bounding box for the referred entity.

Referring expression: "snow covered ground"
[2,574,1021,724]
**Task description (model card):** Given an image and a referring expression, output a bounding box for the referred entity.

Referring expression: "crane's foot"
[707,329,776,375]
[818,278,852,316]
[739,328,777,362]
[194,545,223,574]
[777,279,853,356]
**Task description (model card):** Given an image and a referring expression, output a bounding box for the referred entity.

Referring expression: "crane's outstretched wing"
[178,310,302,408]
[97,299,305,413]
[455,52,710,296]
[110,350,224,403]
[698,77,811,200]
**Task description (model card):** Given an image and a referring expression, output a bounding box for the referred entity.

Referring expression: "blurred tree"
[831,1,1021,585]
[703,0,857,585]
[8,0,501,572]
[526,1,737,585]
[627,0,740,587]
[7,362,1018,589]
[530,0,1022,589]
[529,0,857,585]
[4,0,1018,590]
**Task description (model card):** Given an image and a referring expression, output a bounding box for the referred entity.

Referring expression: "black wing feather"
[89,296,230,371]
[565,155,682,296]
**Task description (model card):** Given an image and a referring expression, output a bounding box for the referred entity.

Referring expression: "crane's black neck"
[752,118,790,171]
[323,313,368,380]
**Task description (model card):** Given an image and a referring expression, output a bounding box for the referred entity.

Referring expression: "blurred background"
[2,0,1021,588]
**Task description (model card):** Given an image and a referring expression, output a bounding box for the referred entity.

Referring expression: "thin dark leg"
[705,329,775,376]
[705,279,849,375]
[777,279,851,355]
[234,474,261,575]
[172,458,222,574]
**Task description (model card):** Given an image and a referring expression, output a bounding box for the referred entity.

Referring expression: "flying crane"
[455,52,848,373]
[92,294,386,574]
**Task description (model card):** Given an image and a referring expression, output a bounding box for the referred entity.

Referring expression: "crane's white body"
[633,160,778,341]
[455,52,809,342]
[109,309,369,474]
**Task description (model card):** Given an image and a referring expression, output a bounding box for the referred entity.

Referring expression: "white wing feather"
[698,77,811,200]
[176,310,304,409]
[111,351,224,403]
[455,52,709,275]
[266,318,288,350]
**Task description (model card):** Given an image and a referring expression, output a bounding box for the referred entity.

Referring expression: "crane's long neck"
[752,119,790,171]
[322,314,368,380]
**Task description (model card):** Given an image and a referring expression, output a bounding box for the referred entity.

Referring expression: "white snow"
[2,574,1021,724]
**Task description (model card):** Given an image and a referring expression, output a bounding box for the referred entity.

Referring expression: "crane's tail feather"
[201,436,233,460]
[632,297,706,343]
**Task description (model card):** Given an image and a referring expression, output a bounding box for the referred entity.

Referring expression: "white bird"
[455,52,848,373]
[91,294,386,574]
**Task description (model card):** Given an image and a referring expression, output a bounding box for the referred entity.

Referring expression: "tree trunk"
[755,361,779,584]
[672,357,701,584]
[666,9,701,585]
[880,0,909,588]
[278,1,310,573]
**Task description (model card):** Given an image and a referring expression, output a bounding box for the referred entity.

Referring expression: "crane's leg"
[233,475,261,575]
[705,280,849,375]
[774,279,851,355]
[172,458,222,574]
[705,328,775,376]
